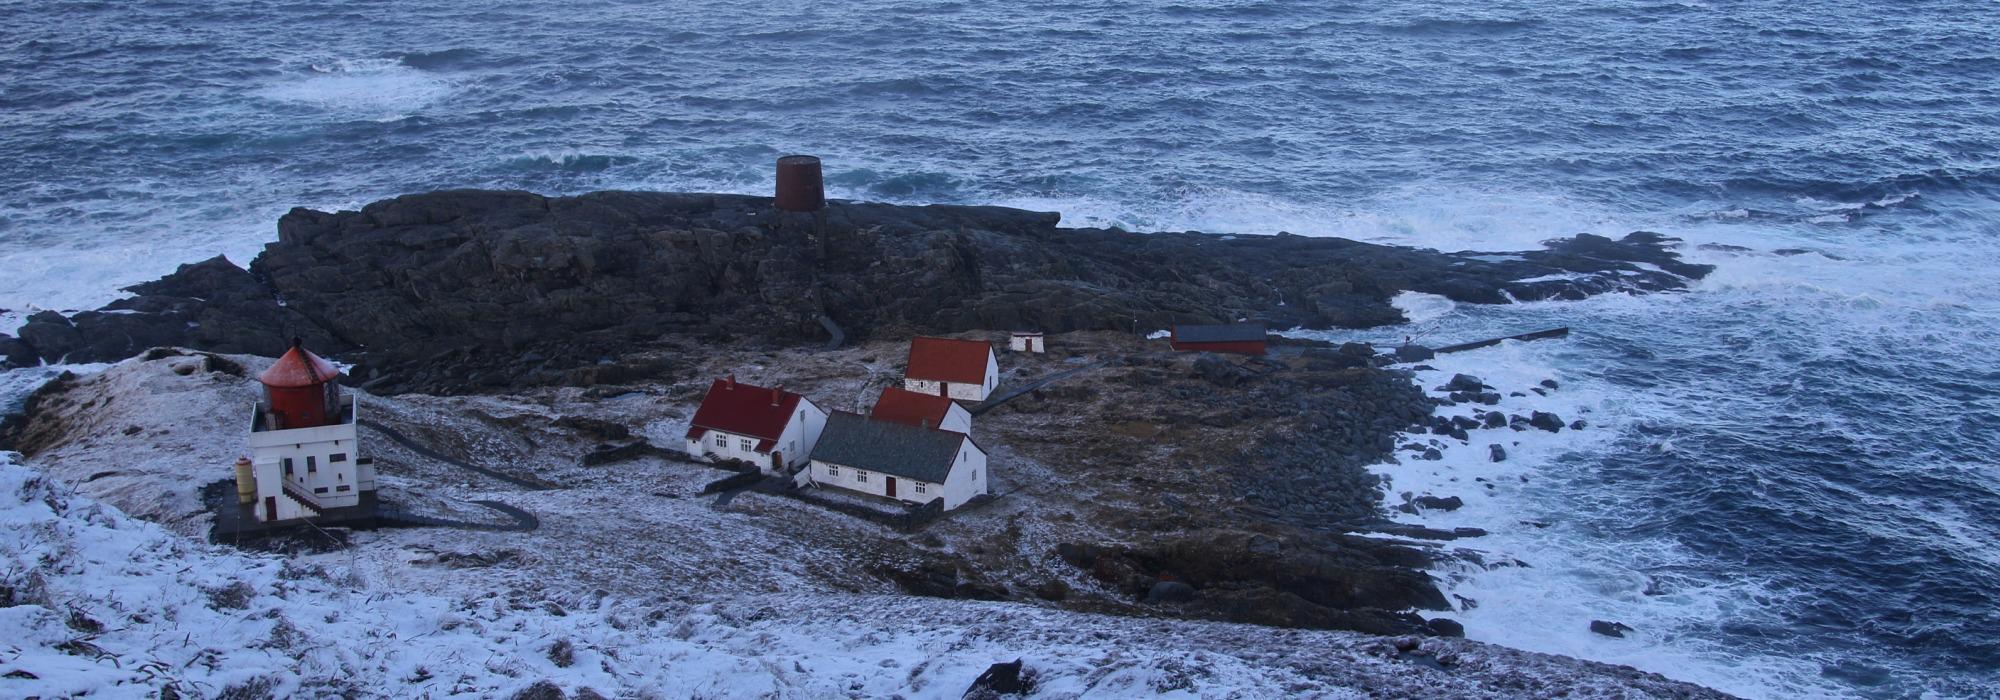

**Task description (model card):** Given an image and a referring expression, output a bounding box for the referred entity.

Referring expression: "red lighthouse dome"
[259,339,342,430]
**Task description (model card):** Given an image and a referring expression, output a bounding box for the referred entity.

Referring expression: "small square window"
[306,456,317,473]
[914,483,926,494]
[856,471,869,483]
[336,485,351,492]
[329,453,347,463]
[713,434,725,448]
[282,458,293,475]
[827,465,840,477]
[739,438,753,451]
[313,487,328,494]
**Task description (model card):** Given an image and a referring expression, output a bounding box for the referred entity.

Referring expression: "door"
[264,496,277,522]
[770,451,782,472]
[885,476,897,498]
[937,381,949,397]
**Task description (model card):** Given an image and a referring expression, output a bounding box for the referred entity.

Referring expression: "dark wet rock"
[1033,579,1069,601]
[19,191,1707,393]
[965,659,1035,698]
[1489,444,1507,462]
[1570,419,1588,431]
[547,639,575,668]
[1508,414,1531,431]
[1481,412,1507,429]
[0,334,34,369]
[1590,620,1635,638]
[1443,374,1487,393]
[1395,344,1436,362]
[1540,379,1560,389]
[1397,495,1463,514]
[1449,415,1480,431]
[1425,617,1466,637]
[1529,411,1565,433]
[1474,391,1501,405]
[1420,447,1443,461]
[1147,580,1197,604]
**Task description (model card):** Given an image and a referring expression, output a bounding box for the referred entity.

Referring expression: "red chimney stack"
[771,385,783,406]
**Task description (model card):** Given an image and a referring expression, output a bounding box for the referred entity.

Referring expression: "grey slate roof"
[1173,322,1268,343]
[809,411,971,484]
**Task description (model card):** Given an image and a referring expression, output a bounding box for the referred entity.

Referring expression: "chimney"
[772,385,783,406]
[774,155,825,212]
[920,418,930,430]
[726,374,736,389]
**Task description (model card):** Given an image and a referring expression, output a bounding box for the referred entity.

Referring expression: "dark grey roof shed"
[1172,323,1268,343]
[809,412,974,483]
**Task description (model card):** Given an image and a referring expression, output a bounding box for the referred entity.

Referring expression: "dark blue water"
[3,1,1997,696]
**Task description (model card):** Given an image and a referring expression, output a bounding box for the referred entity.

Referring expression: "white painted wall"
[937,402,973,435]
[1010,335,1045,353]
[683,398,828,474]
[804,437,988,511]
[902,350,1000,402]
[247,397,368,521]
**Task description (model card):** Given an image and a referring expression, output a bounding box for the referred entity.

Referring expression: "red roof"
[869,386,955,429]
[259,344,340,388]
[905,337,993,384]
[685,378,804,443]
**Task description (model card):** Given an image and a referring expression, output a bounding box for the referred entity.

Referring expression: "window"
[798,410,805,421]
[306,456,317,473]
[336,485,351,492]
[855,471,869,483]
[914,483,927,494]
[739,438,754,451]
[329,453,347,463]
[282,458,294,476]
[827,465,840,477]
[713,434,726,448]
[972,469,979,482]
[313,487,328,494]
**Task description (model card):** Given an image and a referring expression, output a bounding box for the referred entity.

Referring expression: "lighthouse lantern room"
[236,339,376,524]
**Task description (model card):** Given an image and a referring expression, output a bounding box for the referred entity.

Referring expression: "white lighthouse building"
[236,339,376,524]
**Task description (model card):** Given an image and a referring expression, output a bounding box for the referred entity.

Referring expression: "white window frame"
[713,434,726,448]
[739,438,754,451]
[914,483,926,494]
[826,464,840,477]
[855,471,869,483]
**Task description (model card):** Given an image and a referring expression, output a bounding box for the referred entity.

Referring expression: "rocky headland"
[0,191,1729,697]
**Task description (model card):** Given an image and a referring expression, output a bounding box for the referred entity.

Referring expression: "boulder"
[1413,495,1463,511]
[1590,620,1634,638]
[1489,444,1507,463]
[965,659,1034,698]
[1529,411,1565,433]
[1443,374,1486,393]
[1425,617,1466,637]
[1395,344,1436,362]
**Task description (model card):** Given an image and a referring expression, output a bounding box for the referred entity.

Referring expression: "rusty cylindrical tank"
[774,155,824,212]
[260,339,341,430]
[234,457,257,504]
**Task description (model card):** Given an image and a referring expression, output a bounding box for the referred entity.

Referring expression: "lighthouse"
[237,339,376,524]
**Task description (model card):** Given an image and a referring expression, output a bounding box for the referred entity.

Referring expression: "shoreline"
[0,190,1736,697]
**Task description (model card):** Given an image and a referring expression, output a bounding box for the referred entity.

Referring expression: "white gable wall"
[902,349,1000,402]
[683,398,827,474]
[246,398,369,522]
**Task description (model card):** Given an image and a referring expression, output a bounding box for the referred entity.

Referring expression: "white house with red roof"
[241,339,375,524]
[903,336,999,402]
[870,386,972,435]
[683,375,827,473]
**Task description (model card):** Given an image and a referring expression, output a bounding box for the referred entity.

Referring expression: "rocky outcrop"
[1056,529,1450,636]
[3,190,1711,393]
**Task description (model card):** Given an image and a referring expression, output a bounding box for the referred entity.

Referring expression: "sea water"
[3,1,1996,696]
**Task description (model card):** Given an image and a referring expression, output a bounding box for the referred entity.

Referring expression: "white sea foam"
[256,58,453,118]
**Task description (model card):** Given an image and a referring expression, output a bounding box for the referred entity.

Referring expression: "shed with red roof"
[683,375,828,473]
[869,386,973,435]
[1169,323,1269,356]
[903,336,1000,402]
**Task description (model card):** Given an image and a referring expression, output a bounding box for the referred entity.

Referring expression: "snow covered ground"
[0,351,1734,698]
